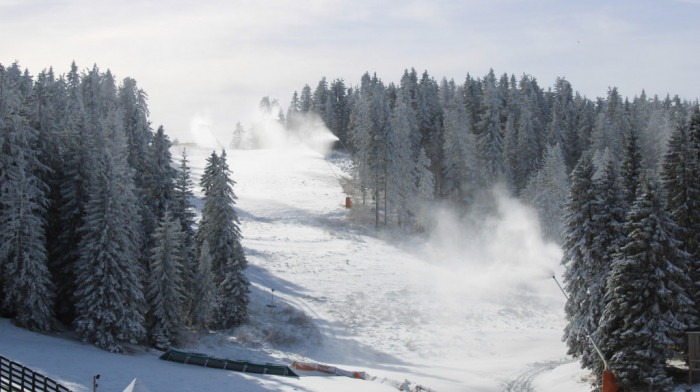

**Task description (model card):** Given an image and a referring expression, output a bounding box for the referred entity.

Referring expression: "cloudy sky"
[1,0,699,144]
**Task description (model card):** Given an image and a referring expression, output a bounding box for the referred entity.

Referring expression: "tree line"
[0,62,249,353]
[289,68,698,390]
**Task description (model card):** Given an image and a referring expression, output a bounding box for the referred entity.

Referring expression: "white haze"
[189,110,224,148]
[246,108,338,155]
[418,185,564,306]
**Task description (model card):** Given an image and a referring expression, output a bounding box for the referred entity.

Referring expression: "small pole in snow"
[267,288,276,308]
[552,275,569,301]
[552,275,610,371]
[93,374,100,392]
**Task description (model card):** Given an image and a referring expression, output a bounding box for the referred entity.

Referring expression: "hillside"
[1,139,588,392]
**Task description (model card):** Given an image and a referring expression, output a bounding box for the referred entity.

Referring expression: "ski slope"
[1,138,591,392]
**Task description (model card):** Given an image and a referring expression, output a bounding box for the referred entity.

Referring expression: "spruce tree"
[514,91,540,193]
[601,175,693,391]
[299,84,312,113]
[172,149,198,324]
[190,240,217,331]
[330,78,350,146]
[521,144,569,244]
[476,69,505,187]
[561,153,599,367]
[549,78,579,171]
[52,62,89,323]
[145,125,176,224]
[147,210,185,349]
[416,71,443,194]
[586,155,626,379]
[230,122,245,149]
[195,150,249,327]
[442,89,477,206]
[73,76,145,352]
[387,89,418,226]
[621,126,643,210]
[415,147,435,224]
[688,106,700,325]
[0,62,55,331]
[662,106,700,329]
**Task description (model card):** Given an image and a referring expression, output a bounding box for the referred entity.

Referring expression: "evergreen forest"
[0,61,249,353]
[284,68,699,391]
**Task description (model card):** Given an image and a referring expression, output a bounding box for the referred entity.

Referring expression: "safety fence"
[0,356,71,392]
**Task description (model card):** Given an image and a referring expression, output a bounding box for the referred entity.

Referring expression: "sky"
[1,0,699,144]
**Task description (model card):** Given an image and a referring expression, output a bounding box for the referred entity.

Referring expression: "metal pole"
[552,276,609,371]
[93,374,100,392]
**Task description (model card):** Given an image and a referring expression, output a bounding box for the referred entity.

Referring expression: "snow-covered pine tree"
[172,148,198,324]
[370,80,391,227]
[31,70,66,318]
[416,71,443,194]
[591,87,628,159]
[73,72,145,352]
[189,240,217,331]
[312,77,328,121]
[502,103,519,193]
[0,62,55,331]
[620,125,643,210]
[442,88,478,206]
[195,150,249,327]
[147,209,185,349]
[600,174,694,391]
[548,78,579,171]
[574,93,596,157]
[414,147,435,228]
[324,93,338,138]
[286,92,301,132]
[521,144,569,244]
[399,69,419,140]
[230,122,245,149]
[200,151,220,195]
[118,77,154,272]
[463,73,482,128]
[348,74,375,206]
[299,84,312,113]
[476,69,506,188]
[688,106,700,327]
[640,103,672,172]
[662,105,700,329]
[348,74,391,227]
[561,153,600,367]
[586,154,626,379]
[52,61,89,323]
[145,125,176,224]
[386,88,418,227]
[328,78,350,145]
[514,84,541,193]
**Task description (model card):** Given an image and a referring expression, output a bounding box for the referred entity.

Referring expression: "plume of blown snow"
[189,110,224,149]
[419,185,564,305]
[242,102,338,156]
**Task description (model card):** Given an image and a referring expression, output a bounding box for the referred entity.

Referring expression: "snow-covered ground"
[0,134,593,391]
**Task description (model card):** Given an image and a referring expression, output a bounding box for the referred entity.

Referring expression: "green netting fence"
[159,350,298,377]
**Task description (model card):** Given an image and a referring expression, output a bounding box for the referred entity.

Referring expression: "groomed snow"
[1,139,594,392]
